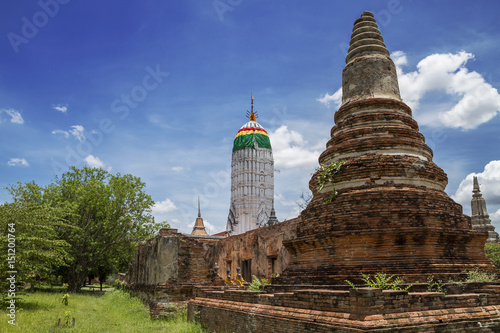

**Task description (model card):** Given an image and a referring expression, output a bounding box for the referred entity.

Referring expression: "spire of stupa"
[198,196,201,218]
[471,176,499,243]
[345,11,390,63]
[342,11,401,105]
[248,95,257,121]
[473,176,481,195]
[191,197,207,236]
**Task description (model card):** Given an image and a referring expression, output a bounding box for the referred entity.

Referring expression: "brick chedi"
[277,11,496,284]
[471,176,499,243]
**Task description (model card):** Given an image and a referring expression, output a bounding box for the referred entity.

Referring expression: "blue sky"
[1,0,500,234]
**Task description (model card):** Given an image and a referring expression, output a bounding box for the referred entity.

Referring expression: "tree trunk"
[67,262,88,292]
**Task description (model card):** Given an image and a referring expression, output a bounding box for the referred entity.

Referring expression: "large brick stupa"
[277,11,496,284]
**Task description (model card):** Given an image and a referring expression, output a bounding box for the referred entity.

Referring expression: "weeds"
[346,272,412,291]
[464,268,497,283]
[427,276,446,293]
[315,160,346,203]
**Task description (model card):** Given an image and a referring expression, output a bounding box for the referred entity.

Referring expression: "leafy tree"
[485,243,500,269]
[46,167,159,291]
[0,182,71,299]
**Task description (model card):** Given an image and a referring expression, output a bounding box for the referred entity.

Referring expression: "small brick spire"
[345,11,390,63]
[191,198,208,236]
[342,11,402,105]
[471,176,499,243]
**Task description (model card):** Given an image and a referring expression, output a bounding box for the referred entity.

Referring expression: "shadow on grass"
[16,298,53,311]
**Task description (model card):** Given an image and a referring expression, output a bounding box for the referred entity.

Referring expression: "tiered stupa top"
[275,11,496,285]
[232,100,271,152]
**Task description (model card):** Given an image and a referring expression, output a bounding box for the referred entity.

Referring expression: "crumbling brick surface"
[215,217,300,281]
[188,286,500,332]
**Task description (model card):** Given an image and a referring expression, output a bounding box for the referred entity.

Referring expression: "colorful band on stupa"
[232,125,271,152]
[231,98,272,152]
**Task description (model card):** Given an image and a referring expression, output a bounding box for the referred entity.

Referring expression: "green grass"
[0,289,207,332]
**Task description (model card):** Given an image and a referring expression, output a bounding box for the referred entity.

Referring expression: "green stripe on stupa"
[232,133,271,152]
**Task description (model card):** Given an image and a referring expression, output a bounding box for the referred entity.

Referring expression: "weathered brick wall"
[188,286,500,332]
[127,220,299,309]
[194,286,500,315]
[127,233,180,286]
[127,229,225,305]
[128,229,223,287]
[214,217,300,282]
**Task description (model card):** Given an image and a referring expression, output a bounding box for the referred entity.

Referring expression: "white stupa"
[226,97,278,235]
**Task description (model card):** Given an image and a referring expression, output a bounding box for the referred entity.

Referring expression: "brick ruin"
[185,11,500,331]
[126,10,500,332]
[127,219,300,317]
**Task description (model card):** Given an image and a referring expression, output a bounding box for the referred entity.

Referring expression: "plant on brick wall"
[315,160,346,203]
[484,243,500,269]
[464,268,497,283]
[248,275,270,291]
[427,275,445,293]
[346,273,412,291]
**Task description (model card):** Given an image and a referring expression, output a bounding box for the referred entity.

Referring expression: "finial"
[246,95,258,121]
[473,176,481,194]
[198,196,201,217]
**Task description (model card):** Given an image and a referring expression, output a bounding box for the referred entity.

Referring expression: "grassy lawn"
[1,288,207,332]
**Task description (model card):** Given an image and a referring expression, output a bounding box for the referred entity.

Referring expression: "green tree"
[0,182,71,299]
[485,243,500,269]
[47,167,158,291]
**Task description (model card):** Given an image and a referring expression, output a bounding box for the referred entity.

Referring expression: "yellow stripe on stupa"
[235,128,269,139]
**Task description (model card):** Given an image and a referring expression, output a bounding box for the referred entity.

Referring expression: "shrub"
[248,275,269,291]
[61,293,70,306]
[485,243,500,269]
[464,268,497,283]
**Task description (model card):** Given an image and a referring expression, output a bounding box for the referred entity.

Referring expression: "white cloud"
[269,125,320,170]
[1,108,24,124]
[171,166,184,172]
[69,125,86,142]
[51,129,70,139]
[83,155,107,169]
[452,161,500,217]
[491,209,500,226]
[394,51,500,130]
[152,198,178,214]
[53,104,68,113]
[148,114,173,130]
[7,158,29,167]
[317,88,342,109]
